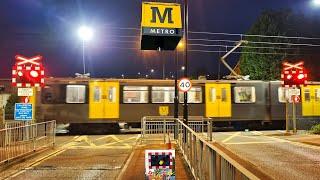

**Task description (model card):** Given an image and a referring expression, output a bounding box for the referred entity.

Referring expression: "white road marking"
[222,132,241,143]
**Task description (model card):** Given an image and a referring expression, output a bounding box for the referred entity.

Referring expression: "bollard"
[53,121,56,147]
[207,120,213,141]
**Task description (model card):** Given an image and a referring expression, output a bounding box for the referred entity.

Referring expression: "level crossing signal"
[12,55,45,87]
[281,61,307,87]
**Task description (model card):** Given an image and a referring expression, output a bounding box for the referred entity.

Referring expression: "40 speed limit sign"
[178,78,192,92]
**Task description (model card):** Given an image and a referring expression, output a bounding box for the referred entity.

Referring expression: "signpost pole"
[174,50,179,140]
[285,100,289,133]
[292,95,297,134]
[183,0,189,143]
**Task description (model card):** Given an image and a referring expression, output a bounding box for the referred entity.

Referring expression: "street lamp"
[77,26,93,77]
[312,0,320,6]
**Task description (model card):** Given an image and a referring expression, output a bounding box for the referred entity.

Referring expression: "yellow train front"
[1,78,320,133]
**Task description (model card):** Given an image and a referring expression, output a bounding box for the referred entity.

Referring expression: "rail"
[176,118,260,180]
[0,120,56,164]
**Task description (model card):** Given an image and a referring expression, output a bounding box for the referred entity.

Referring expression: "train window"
[234,87,256,103]
[152,87,174,103]
[304,89,311,102]
[123,86,148,103]
[221,88,227,102]
[278,87,289,103]
[209,88,216,102]
[108,87,116,103]
[315,89,320,102]
[94,87,101,102]
[66,85,86,103]
[179,87,202,103]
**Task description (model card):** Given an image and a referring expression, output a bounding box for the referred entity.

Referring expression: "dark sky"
[0,0,319,79]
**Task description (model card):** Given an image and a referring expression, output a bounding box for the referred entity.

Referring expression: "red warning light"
[286,74,292,80]
[297,73,304,80]
[12,55,45,87]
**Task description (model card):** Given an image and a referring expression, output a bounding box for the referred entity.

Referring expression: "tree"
[5,94,19,119]
[239,10,320,80]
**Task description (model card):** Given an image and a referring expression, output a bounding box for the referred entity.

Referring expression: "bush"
[4,94,19,119]
[310,124,320,135]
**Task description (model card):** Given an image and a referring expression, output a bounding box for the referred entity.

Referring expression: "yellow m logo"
[150,7,174,24]
[141,2,182,28]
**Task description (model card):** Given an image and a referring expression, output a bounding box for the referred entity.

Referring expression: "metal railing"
[141,116,264,180]
[141,116,213,142]
[0,120,56,164]
[0,121,31,129]
[176,118,261,180]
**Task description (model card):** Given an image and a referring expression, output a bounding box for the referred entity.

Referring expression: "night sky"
[0,0,319,79]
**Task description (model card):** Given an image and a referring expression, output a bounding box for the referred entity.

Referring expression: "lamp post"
[183,0,189,143]
[174,41,183,139]
[312,0,320,6]
[77,26,93,77]
[150,69,155,79]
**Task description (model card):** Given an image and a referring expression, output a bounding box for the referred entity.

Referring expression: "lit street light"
[181,66,185,71]
[312,0,320,6]
[150,69,154,73]
[77,25,93,77]
[178,41,184,49]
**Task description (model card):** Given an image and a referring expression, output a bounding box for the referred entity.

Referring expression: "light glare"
[312,0,320,6]
[78,26,94,41]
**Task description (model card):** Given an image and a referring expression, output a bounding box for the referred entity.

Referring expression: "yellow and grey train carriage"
[0,78,319,132]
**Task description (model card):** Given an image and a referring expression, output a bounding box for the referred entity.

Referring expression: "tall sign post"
[12,55,45,123]
[281,61,307,133]
[141,2,183,141]
[183,0,189,129]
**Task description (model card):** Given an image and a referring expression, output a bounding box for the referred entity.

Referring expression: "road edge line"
[116,147,136,180]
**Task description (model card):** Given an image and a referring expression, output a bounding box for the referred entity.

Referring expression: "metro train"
[0,78,320,132]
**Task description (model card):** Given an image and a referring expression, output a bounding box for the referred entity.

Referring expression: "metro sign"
[12,55,45,87]
[141,2,183,50]
[281,61,307,87]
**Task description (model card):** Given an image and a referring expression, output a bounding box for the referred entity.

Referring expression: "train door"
[89,81,119,119]
[205,83,231,117]
[301,85,320,116]
[104,82,119,118]
[314,87,320,116]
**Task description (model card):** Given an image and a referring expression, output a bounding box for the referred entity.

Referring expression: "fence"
[141,116,263,180]
[176,118,260,180]
[0,120,56,164]
[141,116,213,142]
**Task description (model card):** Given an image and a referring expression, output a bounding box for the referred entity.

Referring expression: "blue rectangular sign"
[14,103,32,121]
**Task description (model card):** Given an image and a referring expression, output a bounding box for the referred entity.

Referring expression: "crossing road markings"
[72,135,141,149]
[75,135,97,147]
[222,132,241,143]
[103,136,138,147]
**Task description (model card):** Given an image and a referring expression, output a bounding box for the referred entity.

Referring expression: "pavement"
[2,130,320,180]
[1,135,140,180]
[213,130,320,180]
[118,143,193,180]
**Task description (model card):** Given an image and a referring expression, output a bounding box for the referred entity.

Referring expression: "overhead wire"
[4,26,320,54]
